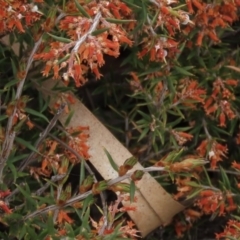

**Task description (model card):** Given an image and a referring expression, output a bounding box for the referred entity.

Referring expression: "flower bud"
[92,180,108,195]
[131,170,144,181]
[108,183,130,193]
[118,156,138,176]
[79,175,94,193]
[169,158,208,172]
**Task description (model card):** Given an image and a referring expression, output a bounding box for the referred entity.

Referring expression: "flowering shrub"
[1,0,240,239]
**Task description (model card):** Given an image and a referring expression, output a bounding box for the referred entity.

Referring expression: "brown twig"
[0,36,43,183]
[18,103,66,172]
[23,166,166,221]
[33,122,109,233]
[202,118,212,140]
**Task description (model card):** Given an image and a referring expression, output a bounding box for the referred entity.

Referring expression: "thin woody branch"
[0,36,42,183]
[18,103,66,172]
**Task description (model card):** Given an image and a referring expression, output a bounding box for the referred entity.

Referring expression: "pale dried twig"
[0,36,43,183]
[18,103,66,172]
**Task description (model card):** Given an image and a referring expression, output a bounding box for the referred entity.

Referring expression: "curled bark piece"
[38,79,185,237]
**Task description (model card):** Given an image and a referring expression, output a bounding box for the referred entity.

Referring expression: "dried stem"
[33,122,108,232]
[34,174,66,196]
[0,10,68,182]
[202,118,212,140]
[207,168,240,177]
[0,36,43,183]
[125,114,130,147]
[18,103,66,172]
[72,12,101,53]
[156,79,168,109]
[23,166,166,221]
[147,15,157,36]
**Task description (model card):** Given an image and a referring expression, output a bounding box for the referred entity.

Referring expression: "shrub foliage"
[1,0,240,239]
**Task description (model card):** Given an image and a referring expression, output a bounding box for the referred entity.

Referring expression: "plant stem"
[18,103,66,172]
[0,36,43,183]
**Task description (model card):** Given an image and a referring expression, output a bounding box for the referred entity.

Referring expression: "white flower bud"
[17,13,23,19]
[163,49,168,57]
[62,72,69,81]
[208,150,215,158]
[181,14,190,25]
[31,5,38,13]
[7,6,13,12]
[160,37,167,42]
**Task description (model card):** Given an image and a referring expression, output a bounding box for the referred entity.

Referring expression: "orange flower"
[57,210,74,224]
[108,2,121,19]
[168,18,180,29]
[219,202,225,216]
[0,201,12,214]
[66,126,90,161]
[226,193,237,212]
[15,19,25,32]
[119,205,137,212]
[118,35,133,46]
[225,79,238,86]
[171,130,193,145]
[186,0,194,13]
[174,220,190,238]
[96,50,105,67]
[101,38,119,50]
[218,112,226,127]
[137,48,148,59]
[160,6,170,15]
[73,63,82,87]
[205,104,218,115]
[196,190,222,214]
[166,24,175,36]
[53,63,59,79]
[222,14,235,23]
[211,144,227,169]
[41,61,53,77]
[170,157,206,172]
[211,85,221,99]
[196,31,204,46]
[203,97,213,112]
[56,228,67,236]
[41,158,49,171]
[196,139,208,156]
[119,2,132,15]
[0,190,11,198]
[207,30,220,42]
[231,161,240,170]
[104,48,119,57]
[47,140,58,155]
[235,133,240,145]
[8,18,25,32]
[65,93,76,104]
[200,189,216,197]
[150,48,156,61]
[184,209,202,222]
[26,119,34,129]
[92,66,102,79]
[216,220,240,240]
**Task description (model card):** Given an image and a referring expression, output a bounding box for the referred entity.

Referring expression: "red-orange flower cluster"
[171,130,193,146]
[203,78,236,127]
[65,126,90,162]
[185,0,240,46]
[195,190,237,216]
[0,0,41,34]
[34,0,133,86]
[216,220,240,239]
[174,79,206,108]
[197,139,228,169]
